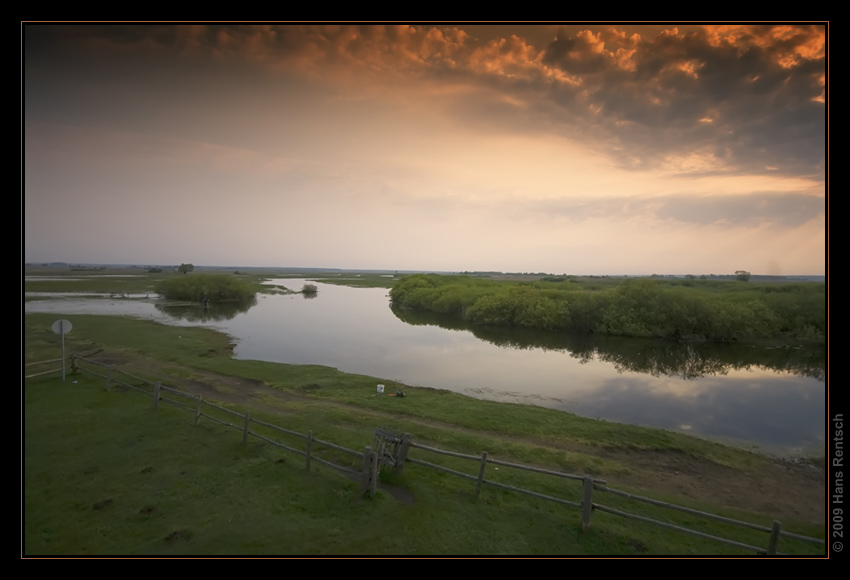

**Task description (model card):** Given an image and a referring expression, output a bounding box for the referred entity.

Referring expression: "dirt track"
[82,350,825,524]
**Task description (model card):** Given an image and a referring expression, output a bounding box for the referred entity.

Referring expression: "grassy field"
[23,315,826,556]
[23,267,826,556]
[24,368,826,556]
[23,265,397,298]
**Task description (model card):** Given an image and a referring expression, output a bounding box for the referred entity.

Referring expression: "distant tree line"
[389,274,825,343]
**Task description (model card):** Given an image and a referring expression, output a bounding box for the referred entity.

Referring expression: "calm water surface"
[25,278,826,456]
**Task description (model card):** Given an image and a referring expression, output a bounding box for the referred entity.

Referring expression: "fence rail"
[488,457,602,482]
[589,483,823,547]
[593,484,774,532]
[61,356,376,495]
[26,355,826,555]
[593,503,775,554]
[406,457,479,481]
[25,357,64,367]
[484,479,582,508]
[251,417,308,440]
[409,441,481,460]
[402,422,823,555]
[24,358,64,379]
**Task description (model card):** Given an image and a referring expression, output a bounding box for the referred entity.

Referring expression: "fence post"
[242,410,251,445]
[106,366,114,392]
[305,430,313,472]
[361,446,372,496]
[71,355,77,373]
[475,451,488,499]
[194,395,202,426]
[394,433,411,475]
[369,449,378,497]
[153,382,160,408]
[582,476,594,531]
[767,520,782,555]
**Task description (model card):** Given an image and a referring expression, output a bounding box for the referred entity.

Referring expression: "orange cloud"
[702,24,824,68]
[268,25,468,71]
[468,35,539,76]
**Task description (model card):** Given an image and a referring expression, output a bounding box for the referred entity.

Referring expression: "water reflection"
[24,280,825,455]
[559,373,824,451]
[154,297,258,322]
[391,306,825,381]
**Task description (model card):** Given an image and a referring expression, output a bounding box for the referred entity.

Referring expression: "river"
[25,277,825,457]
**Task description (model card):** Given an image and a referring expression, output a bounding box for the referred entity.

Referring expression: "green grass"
[22,312,803,470]
[23,265,398,298]
[311,274,398,288]
[23,307,826,556]
[24,372,824,556]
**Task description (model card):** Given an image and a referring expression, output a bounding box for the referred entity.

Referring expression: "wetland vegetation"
[23,265,827,555]
[390,274,825,343]
[154,273,256,303]
[24,311,825,555]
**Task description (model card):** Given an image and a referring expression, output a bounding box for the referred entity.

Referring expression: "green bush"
[155,274,255,302]
[390,274,824,343]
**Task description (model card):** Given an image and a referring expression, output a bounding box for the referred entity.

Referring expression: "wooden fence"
[67,355,382,497]
[401,433,825,555]
[24,358,65,379]
[27,356,826,555]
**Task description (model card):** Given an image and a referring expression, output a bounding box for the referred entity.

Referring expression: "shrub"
[155,274,255,302]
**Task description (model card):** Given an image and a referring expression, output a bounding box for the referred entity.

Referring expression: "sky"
[23,24,826,275]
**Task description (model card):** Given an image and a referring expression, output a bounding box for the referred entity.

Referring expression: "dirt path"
[81,350,825,524]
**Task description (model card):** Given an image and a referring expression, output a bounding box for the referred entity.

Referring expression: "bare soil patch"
[598,447,824,523]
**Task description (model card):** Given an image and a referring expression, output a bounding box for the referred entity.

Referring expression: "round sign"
[51,319,73,335]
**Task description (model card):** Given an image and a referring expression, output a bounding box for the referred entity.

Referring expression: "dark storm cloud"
[540,25,825,180]
[24,24,826,183]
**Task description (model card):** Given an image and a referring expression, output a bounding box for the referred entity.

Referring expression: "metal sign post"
[51,319,73,382]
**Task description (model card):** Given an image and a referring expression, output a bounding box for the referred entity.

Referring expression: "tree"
[155,273,254,302]
[735,270,751,282]
[178,263,195,275]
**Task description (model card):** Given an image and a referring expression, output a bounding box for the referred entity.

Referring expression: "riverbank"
[24,312,826,530]
[24,370,825,555]
[26,269,825,456]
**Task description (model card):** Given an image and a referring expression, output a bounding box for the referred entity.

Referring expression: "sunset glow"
[23,24,826,274]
